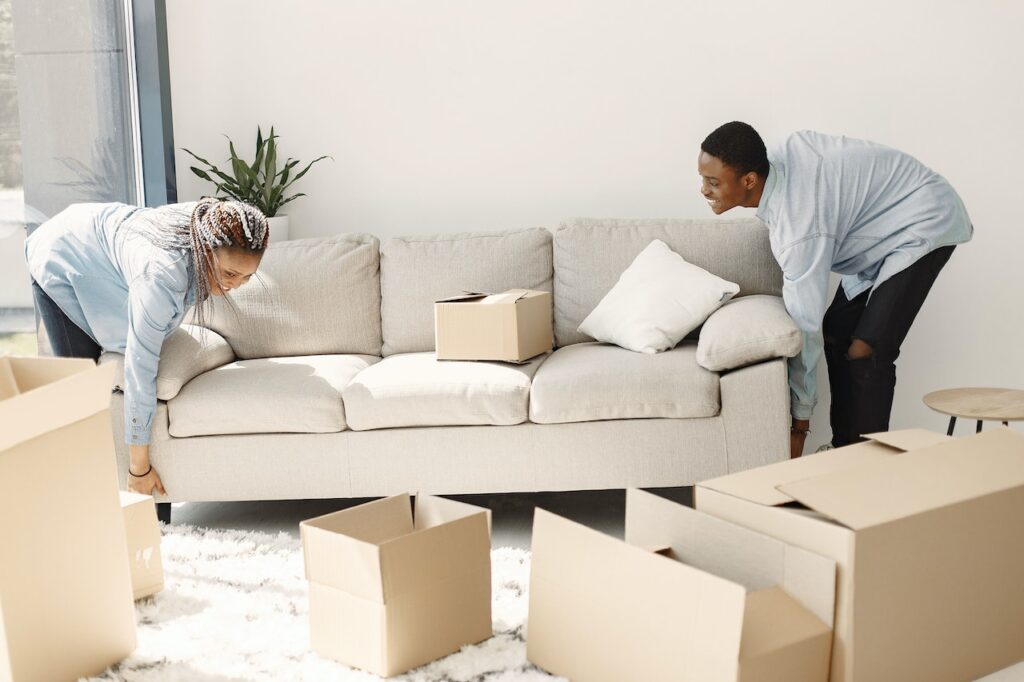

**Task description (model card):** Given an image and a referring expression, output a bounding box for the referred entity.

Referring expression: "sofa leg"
[156,502,171,525]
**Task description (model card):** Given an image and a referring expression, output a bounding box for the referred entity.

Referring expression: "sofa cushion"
[697,295,802,372]
[168,355,379,437]
[380,228,553,356]
[203,235,382,359]
[342,352,545,431]
[529,342,720,424]
[554,218,782,347]
[101,324,235,401]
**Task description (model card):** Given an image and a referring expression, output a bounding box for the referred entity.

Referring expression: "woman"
[24,197,269,496]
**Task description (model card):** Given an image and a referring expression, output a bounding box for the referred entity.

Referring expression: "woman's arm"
[128,443,167,496]
[123,273,183,496]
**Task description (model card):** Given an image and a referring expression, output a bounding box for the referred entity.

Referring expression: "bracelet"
[790,426,811,435]
[128,464,153,478]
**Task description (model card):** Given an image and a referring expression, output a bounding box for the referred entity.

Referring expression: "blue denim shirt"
[25,202,196,445]
[755,131,973,420]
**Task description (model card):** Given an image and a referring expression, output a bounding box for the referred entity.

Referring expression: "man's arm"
[778,235,835,456]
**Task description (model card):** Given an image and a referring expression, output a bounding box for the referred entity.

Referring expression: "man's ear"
[743,171,759,190]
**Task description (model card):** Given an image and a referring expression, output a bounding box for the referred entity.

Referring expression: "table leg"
[976,420,983,433]
[947,416,957,436]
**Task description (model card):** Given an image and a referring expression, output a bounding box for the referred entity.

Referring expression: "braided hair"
[131,197,269,329]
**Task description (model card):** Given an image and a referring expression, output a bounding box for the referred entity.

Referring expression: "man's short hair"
[701,122,769,177]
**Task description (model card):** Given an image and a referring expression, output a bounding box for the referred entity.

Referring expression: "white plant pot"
[266,215,290,243]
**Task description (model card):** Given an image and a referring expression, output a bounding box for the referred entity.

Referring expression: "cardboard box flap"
[379,511,491,602]
[779,429,1024,531]
[301,495,416,601]
[480,289,530,305]
[698,438,906,507]
[0,360,116,453]
[861,428,953,451]
[740,586,832,660]
[0,358,18,401]
[435,292,489,303]
[531,508,747,680]
[625,489,836,627]
[414,493,493,534]
[6,355,98,392]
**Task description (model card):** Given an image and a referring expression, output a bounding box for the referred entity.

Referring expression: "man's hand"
[790,418,810,459]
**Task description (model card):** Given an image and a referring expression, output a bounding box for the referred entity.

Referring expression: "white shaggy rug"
[87,524,1024,682]
[89,524,563,682]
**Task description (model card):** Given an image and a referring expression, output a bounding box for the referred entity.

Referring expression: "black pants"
[823,246,955,447]
[31,280,101,360]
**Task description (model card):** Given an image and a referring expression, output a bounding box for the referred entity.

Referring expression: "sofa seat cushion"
[529,342,720,424]
[168,355,379,437]
[342,352,546,431]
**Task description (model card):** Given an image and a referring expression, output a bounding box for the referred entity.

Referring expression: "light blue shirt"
[25,202,197,445]
[755,131,973,420]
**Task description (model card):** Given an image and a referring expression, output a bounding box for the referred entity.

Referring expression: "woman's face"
[207,247,263,296]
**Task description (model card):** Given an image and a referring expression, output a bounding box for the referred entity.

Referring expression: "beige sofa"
[106,218,796,511]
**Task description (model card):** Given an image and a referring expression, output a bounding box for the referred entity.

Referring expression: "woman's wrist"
[128,443,151,471]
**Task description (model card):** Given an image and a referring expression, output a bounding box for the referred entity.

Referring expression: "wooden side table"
[923,387,1024,435]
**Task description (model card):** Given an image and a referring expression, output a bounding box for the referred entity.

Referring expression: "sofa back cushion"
[553,218,782,347]
[380,228,553,356]
[204,234,382,359]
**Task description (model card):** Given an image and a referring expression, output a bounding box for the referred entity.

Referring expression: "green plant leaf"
[190,166,213,182]
[251,127,265,173]
[280,155,331,191]
[263,137,277,208]
[277,192,306,208]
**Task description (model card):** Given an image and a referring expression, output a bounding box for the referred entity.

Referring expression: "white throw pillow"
[578,239,740,354]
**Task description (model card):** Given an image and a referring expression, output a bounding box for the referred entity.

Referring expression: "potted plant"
[183,127,329,242]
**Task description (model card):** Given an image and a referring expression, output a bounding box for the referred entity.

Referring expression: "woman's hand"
[128,466,167,496]
[128,443,167,497]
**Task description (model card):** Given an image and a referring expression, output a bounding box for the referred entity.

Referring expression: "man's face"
[697,151,755,215]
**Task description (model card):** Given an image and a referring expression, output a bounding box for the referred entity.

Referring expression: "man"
[697,122,972,458]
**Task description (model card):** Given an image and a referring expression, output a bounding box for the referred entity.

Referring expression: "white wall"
[167,0,1024,447]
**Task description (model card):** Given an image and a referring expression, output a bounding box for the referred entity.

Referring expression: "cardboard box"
[0,357,137,682]
[300,494,492,677]
[435,289,553,362]
[120,491,164,600]
[527,489,835,682]
[696,428,1024,682]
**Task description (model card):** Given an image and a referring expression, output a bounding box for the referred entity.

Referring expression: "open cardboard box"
[119,491,164,600]
[696,428,1024,682]
[0,357,136,681]
[434,289,553,362]
[300,493,493,677]
[527,489,835,682]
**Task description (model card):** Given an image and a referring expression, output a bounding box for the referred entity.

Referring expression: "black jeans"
[31,280,101,360]
[823,246,955,447]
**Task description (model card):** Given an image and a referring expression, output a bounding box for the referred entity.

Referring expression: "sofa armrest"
[720,358,789,472]
[696,295,802,372]
[101,324,236,401]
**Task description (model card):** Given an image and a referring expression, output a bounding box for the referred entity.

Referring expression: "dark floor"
[170,487,694,549]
